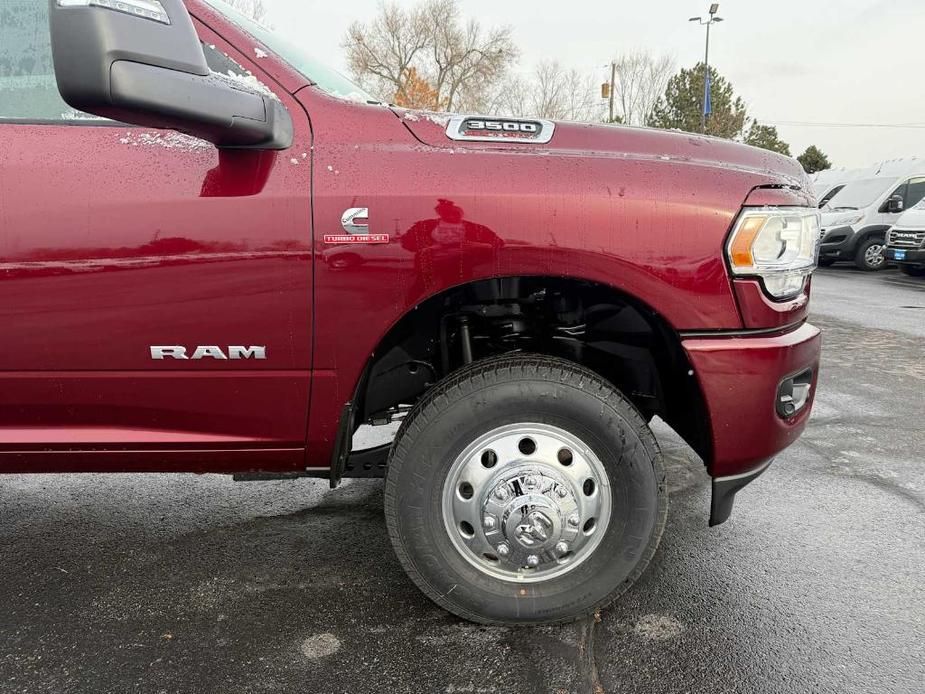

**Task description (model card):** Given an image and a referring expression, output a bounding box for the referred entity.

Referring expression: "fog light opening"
[777,369,813,418]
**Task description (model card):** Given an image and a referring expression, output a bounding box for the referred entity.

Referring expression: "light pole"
[689,4,723,133]
[601,62,617,123]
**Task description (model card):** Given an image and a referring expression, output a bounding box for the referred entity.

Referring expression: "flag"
[703,69,712,116]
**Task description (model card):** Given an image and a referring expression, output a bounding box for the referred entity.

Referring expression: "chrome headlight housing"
[727,207,821,300]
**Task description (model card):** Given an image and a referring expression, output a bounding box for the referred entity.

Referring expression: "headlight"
[727,207,820,300]
[831,210,864,227]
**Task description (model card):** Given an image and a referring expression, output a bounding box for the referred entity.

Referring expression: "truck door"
[0,3,313,471]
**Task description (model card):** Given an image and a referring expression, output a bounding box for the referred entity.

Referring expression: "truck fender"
[855,225,890,243]
[843,225,889,255]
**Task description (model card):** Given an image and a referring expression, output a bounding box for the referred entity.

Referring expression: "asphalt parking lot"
[1,267,923,694]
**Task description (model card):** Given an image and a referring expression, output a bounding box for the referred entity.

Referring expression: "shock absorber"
[459,315,474,365]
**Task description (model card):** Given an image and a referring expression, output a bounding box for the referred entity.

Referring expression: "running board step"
[232,444,390,482]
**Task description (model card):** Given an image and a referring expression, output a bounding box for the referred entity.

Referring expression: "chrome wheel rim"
[865,243,884,267]
[441,423,612,582]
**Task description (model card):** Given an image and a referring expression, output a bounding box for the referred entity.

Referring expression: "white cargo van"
[819,158,925,270]
[883,199,925,276]
[812,167,863,208]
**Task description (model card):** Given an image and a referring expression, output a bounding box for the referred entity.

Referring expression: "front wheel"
[384,355,667,625]
[854,237,886,271]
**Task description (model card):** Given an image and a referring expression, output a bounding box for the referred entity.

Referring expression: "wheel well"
[354,276,713,464]
[856,226,889,245]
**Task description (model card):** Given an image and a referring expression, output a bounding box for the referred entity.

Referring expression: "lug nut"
[496,543,510,557]
[568,513,580,528]
[483,515,496,530]
[524,475,540,491]
[556,486,568,499]
[555,541,569,555]
[494,486,510,501]
[526,555,540,567]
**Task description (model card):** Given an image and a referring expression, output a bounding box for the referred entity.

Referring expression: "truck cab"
[0,0,822,624]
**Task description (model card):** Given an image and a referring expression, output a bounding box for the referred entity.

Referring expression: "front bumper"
[819,225,856,259]
[710,458,772,526]
[683,322,822,521]
[883,247,925,264]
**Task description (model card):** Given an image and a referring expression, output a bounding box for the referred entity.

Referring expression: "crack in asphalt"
[578,611,605,694]
[825,465,925,512]
[797,433,924,513]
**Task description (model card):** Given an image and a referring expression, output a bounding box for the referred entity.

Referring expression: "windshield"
[824,177,898,210]
[813,182,830,196]
[203,0,377,103]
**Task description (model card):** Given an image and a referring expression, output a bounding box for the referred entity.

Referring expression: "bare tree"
[530,62,568,119]
[611,51,674,126]
[557,66,601,122]
[342,1,604,121]
[480,74,530,117]
[343,0,517,112]
[422,0,517,112]
[483,62,601,122]
[224,0,272,27]
[344,4,430,107]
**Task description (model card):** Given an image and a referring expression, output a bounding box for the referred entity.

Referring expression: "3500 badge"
[445,115,555,144]
[465,119,539,133]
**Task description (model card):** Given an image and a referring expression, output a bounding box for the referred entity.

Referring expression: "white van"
[883,199,925,276]
[819,158,925,270]
[812,167,864,208]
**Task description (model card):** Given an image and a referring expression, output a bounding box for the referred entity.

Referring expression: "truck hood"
[893,207,925,230]
[392,107,808,188]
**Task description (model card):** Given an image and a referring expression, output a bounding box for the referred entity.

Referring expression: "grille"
[887,229,925,248]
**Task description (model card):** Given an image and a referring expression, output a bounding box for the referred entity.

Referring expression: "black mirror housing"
[886,194,905,214]
[48,0,292,150]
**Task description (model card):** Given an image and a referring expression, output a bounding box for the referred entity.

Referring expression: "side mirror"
[48,0,292,150]
[887,194,904,214]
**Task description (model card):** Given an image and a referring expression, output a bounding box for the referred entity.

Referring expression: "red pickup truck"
[1,0,821,624]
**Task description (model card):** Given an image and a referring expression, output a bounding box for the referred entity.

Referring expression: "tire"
[384,354,668,625]
[899,265,925,277]
[853,237,886,271]
[817,258,836,267]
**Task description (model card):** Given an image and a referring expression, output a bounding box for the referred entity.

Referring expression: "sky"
[261,0,925,169]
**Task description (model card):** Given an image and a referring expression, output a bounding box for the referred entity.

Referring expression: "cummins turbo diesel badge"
[323,234,390,244]
[445,115,555,144]
[324,208,390,244]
